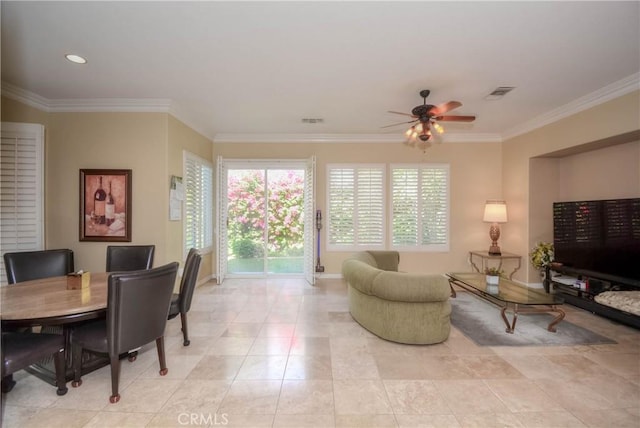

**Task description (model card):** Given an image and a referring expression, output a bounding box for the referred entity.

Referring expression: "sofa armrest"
[342,259,383,295]
[366,251,400,272]
[371,272,450,302]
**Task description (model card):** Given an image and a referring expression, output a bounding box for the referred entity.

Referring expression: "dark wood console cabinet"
[547,265,640,329]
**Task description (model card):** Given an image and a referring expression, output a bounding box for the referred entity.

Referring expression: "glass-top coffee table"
[447,272,565,334]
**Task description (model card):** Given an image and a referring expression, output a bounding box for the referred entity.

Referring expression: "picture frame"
[79,169,132,242]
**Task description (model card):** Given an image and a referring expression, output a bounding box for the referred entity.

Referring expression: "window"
[391,164,449,251]
[0,123,44,285]
[183,151,213,254]
[326,164,385,250]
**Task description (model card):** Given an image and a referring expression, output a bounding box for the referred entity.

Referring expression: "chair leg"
[71,344,83,388]
[2,373,16,393]
[53,349,68,396]
[180,312,190,346]
[156,337,168,376]
[1,374,16,393]
[109,355,121,404]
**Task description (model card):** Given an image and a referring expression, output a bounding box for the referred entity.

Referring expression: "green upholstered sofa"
[342,250,451,345]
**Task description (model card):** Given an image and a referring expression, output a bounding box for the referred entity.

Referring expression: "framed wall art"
[79,169,132,242]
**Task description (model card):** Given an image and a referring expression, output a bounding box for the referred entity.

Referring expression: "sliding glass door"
[217,158,315,282]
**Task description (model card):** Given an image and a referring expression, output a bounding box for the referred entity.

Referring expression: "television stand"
[547,265,640,329]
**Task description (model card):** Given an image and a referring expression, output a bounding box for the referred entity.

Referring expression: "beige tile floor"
[2,278,639,427]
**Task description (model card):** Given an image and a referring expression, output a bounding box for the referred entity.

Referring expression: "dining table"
[1,272,110,387]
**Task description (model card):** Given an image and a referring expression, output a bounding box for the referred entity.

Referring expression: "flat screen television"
[553,198,640,282]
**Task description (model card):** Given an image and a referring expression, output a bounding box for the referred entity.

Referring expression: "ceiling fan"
[384,89,476,145]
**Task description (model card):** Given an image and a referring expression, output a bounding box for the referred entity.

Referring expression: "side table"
[469,250,522,280]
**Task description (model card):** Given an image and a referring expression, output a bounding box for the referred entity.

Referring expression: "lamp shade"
[483,200,508,223]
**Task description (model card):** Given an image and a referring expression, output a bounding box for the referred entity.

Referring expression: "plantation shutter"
[0,123,44,285]
[327,164,384,250]
[303,156,316,285]
[183,151,213,255]
[328,168,355,246]
[391,168,419,246]
[391,164,449,251]
[216,156,228,284]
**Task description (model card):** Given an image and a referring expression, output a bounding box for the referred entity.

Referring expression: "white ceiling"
[2,1,639,143]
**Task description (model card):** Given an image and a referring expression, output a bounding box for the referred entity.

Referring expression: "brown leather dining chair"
[71,262,178,403]
[105,245,157,363]
[3,249,75,284]
[2,248,74,392]
[168,248,202,346]
[105,245,155,272]
[1,332,68,396]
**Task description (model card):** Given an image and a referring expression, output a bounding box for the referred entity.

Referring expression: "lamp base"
[488,223,502,256]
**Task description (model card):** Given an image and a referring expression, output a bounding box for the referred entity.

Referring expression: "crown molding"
[2,81,52,112]
[502,72,640,141]
[47,98,172,112]
[1,81,172,113]
[167,104,215,141]
[5,73,636,145]
[214,133,403,143]
[0,82,501,144]
[213,133,502,144]
[442,133,502,144]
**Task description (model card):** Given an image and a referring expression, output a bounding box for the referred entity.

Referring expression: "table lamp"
[483,200,507,255]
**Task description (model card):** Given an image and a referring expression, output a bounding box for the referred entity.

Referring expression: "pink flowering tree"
[227,170,304,258]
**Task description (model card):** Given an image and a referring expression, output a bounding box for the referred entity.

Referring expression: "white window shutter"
[356,168,384,245]
[303,156,316,285]
[326,164,385,250]
[1,123,45,285]
[420,166,449,247]
[183,151,213,255]
[391,168,419,246]
[392,164,449,251]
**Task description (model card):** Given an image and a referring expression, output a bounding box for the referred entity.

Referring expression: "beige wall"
[46,112,170,272]
[167,116,214,282]
[214,139,502,275]
[504,90,640,282]
[528,157,559,254]
[4,89,638,285]
[1,98,216,283]
[556,140,640,201]
[1,97,49,125]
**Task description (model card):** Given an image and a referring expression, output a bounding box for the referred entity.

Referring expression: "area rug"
[450,292,616,346]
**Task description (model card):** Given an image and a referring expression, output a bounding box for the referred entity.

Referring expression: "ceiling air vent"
[301,118,324,124]
[485,86,515,100]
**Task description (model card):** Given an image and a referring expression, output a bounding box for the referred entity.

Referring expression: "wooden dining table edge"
[0,272,110,325]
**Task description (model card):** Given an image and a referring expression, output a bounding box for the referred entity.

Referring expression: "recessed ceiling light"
[65,54,87,64]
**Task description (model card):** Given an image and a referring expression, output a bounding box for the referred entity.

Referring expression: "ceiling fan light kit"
[386,89,476,151]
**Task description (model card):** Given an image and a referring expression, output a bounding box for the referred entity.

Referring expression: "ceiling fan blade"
[435,115,476,122]
[388,110,416,118]
[430,101,462,116]
[381,119,418,128]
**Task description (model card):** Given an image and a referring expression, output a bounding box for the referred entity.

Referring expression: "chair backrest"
[106,245,155,272]
[3,249,74,285]
[107,262,178,356]
[178,248,202,313]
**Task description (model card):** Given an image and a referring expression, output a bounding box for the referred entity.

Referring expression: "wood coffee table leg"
[547,306,566,332]
[500,305,518,334]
